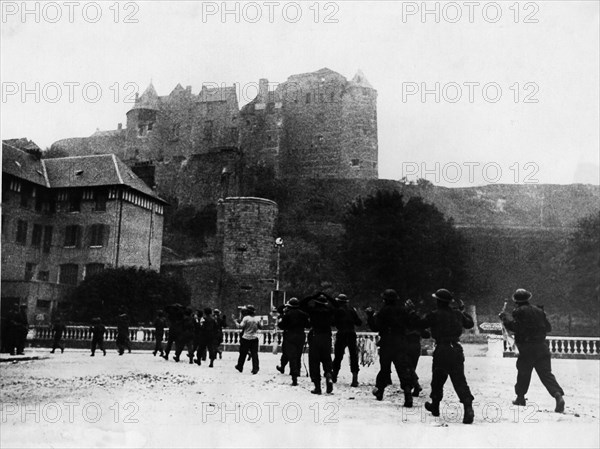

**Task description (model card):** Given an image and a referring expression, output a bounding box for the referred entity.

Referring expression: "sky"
[1,0,599,186]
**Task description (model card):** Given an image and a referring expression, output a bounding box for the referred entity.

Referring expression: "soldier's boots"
[512,395,526,406]
[463,403,474,424]
[276,365,285,374]
[372,387,384,401]
[291,375,298,386]
[412,384,422,397]
[351,373,359,387]
[311,382,322,395]
[188,354,194,364]
[173,355,180,362]
[425,401,440,417]
[554,393,565,413]
[403,387,413,408]
[325,373,334,394]
[209,360,214,368]
[331,370,338,384]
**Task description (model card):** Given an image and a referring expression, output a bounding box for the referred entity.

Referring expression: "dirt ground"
[0,347,598,448]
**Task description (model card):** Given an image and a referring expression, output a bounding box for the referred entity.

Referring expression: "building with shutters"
[1,139,166,323]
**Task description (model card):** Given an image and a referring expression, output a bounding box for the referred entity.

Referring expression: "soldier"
[152,310,166,357]
[499,288,565,413]
[116,313,131,355]
[193,309,205,365]
[90,317,106,357]
[299,292,336,395]
[275,303,290,375]
[214,309,226,360]
[200,308,220,367]
[162,303,183,361]
[422,288,475,424]
[404,299,429,397]
[234,305,261,374]
[332,294,362,387]
[50,317,66,354]
[15,305,29,355]
[174,307,195,363]
[366,289,415,407]
[278,298,310,386]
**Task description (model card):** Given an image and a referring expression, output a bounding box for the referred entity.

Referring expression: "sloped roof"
[198,85,237,102]
[3,142,164,202]
[2,143,49,187]
[350,69,374,89]
[131,83,160,110]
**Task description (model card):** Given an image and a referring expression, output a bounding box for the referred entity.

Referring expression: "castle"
[52,68,379,206]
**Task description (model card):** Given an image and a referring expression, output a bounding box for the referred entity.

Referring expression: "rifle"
[500,300,518,353]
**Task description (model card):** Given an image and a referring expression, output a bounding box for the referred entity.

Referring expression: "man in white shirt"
[234,305,261,374]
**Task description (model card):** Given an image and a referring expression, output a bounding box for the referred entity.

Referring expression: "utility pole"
[275,237,284,291]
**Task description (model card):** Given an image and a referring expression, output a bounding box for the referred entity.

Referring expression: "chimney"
[117,123,123,130]
[131,163,156,189]
[259,78,268,101]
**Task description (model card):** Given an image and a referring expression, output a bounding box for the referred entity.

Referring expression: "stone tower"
[216,197,278,314]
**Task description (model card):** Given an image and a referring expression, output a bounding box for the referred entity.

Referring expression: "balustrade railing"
[498,334,600,358]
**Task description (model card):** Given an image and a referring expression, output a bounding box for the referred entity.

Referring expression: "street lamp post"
[275,237,284,291]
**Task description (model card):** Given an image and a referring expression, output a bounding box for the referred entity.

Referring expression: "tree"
[66,267,191,324]
[342,190,467,301]
[566,210,600,314]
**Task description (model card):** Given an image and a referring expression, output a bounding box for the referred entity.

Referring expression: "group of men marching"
[273,286,565,424]
[44,285,565,424]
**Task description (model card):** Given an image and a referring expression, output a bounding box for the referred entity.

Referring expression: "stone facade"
[1,141,165,323]
[51,68,378,207]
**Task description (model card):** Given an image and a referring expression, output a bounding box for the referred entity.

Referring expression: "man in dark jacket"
[162,303,184,361]
[15,306,29,355]
[116,313,131,355]
[200,308,220,367]
[278,298,310,386]
[153,310,166,357]
[366,289,415,407]
[404,299,429,397]
[276,304,290,375]
[214,309,226,360]
[422,288,475,424]
[332,294,362,387]
[90,317,106,357]
[299,292,336,395]
[174,307,195,363]
[499,288,565,413]
[50,318,66,354]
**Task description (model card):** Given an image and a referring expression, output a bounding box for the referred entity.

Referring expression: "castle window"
[93,189,107,212]
[85,263,104,279]
[36,300,51,309]
[68,191,81,212]
[64,225,82,248]
[20,184,32,208]
[31,224,43,247]
[204,120,213,141]
[169,123,181,142]
[37,271,49,282]
[137,124,146,137]
[351,159,360,167]
[147,122,154,131]
[24,262,36,281]
[58,264,78,285]
[89,224,107,247]
[372,162,378,169]
[306,93,311,104]
[16,220,28,245]
[43,226,53,253]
